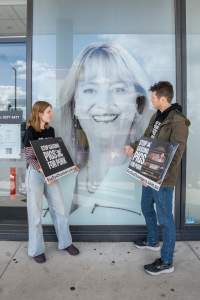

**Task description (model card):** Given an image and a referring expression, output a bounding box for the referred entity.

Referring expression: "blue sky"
[0,42,26,112]
[0,43,26,86]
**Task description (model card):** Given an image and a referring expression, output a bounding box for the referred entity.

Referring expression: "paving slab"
[0,242,22,278]
[0,242,199,300]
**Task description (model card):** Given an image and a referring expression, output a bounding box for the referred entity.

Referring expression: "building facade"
[0,0,200,241]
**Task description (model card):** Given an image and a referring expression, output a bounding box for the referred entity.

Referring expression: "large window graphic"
[32,0,175,225]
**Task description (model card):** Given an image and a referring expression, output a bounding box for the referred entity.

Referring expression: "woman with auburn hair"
[23,100,79,263]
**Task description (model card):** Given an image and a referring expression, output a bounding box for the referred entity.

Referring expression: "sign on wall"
[0,110,22,159]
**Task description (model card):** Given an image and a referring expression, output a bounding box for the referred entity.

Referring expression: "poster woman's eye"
[83,87,97,94]
[111,84,128,95]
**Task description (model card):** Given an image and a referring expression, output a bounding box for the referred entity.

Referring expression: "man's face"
[150,91,161,110]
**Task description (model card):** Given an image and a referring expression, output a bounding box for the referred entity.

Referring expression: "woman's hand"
[47,179,55,185]
[38,167,43,173]
[75,165,80,172]
[124,145,135,157]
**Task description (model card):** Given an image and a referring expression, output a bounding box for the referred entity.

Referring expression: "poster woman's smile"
[91,113,120,123]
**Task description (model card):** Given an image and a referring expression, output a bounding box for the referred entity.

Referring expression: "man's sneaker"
[144,258,174,276]
[33,253,46,264]
[134,240,160,251]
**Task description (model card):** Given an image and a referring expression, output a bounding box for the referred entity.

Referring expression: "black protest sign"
[31,137,75,183]
[127,137,178,191]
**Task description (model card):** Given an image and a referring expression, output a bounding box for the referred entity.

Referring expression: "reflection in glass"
[185,0,200,224]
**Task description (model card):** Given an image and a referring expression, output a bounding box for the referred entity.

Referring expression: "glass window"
[185,0,200,224]
[0,1,27,212]
[0,43,26,114]
[0,42,26,207]
[32,0,175,225]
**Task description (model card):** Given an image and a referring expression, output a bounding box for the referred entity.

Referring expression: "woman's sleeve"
[22,127,32,147]
[23,128,40,171]
[24,146,41,171]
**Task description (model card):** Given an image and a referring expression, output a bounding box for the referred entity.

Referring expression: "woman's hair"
[136,95,146,114]
[58,43,151,164]
[27,100,52,132]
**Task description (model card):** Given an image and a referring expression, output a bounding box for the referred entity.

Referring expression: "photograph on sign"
[127,137,178,191]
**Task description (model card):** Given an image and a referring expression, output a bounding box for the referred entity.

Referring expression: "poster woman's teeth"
[92,114,119,123]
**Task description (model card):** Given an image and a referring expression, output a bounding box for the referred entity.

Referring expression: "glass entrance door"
[0,42,27,213]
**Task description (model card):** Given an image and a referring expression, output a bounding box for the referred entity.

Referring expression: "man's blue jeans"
[141,186,175,264]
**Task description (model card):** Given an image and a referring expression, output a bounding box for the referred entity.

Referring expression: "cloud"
[0,85,25,109]
[14,60,57,82]
[15,60,26,80]
[14,60,63,106]
[97,34,176,84]
[32,61,56,81]
[32,61,57,105]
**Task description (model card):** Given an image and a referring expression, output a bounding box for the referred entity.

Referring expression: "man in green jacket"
[125,81,190,275]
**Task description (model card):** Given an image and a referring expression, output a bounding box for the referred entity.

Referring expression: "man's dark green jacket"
[131,106,190,187]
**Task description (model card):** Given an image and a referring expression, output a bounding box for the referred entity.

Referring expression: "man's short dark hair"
[149,81,174,103]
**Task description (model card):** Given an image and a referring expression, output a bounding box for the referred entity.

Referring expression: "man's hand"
[141,179,148,187]
[124,145,135,157]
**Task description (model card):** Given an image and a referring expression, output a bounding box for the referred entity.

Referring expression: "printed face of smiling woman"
[74,56,138,146]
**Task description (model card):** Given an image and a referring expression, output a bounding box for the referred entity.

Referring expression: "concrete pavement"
[0,241,200,300]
